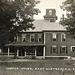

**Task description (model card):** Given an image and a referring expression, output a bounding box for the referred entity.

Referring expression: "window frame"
[61,33,66,42]
[22,34,26,42]
[49,10,52,15]
[52,33,57,42]
[60,46,67,54]
[51,45,57,54]
[71,46,75,52]
[30,34,35,43]
[38,34,42,43]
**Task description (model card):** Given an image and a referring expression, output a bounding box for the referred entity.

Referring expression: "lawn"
[0,59,75,75]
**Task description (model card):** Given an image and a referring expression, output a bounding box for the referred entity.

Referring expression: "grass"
[0,58,75,75]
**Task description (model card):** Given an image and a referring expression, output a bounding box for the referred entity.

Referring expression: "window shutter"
[56,34,58,42]
[66,47,68,54]
[57,46,58,54]
[60,46,61,54]
[26,34,30,43]
[18,35,22,42]
[51,34,52,42]
[35,34,38,42]
[50,46,52,54]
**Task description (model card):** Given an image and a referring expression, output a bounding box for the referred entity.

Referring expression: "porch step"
[0,55,14,58]
[18,56,25,59]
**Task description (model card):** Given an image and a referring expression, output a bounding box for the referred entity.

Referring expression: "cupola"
[44,9,57,22]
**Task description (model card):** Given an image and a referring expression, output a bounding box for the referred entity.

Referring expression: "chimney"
[44,9,57,22]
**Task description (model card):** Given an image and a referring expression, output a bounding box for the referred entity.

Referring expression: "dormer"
[44,9,57,22]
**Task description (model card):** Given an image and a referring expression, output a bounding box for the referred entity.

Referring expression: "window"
[30,34,35,42]
[52,45,57,54]
[61,34,66,42]
[71,46,75,52]
[22,37,26,42]
[14,36,17,42]
[52,33,57,41]
[49,10,52,15]
[38,34,42,42]
[60,46,67,54]
[22,35,26,42]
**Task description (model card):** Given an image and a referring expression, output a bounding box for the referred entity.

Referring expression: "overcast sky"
[34,0,66,22]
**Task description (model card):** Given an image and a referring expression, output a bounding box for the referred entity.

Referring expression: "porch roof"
[5,43,45,47]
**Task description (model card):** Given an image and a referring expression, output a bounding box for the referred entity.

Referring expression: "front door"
[19,49,25,56]
[26,48,35,55]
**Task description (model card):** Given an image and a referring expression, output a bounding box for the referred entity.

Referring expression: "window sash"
[49,10,52,15]
[22,37,26,42]
[38,37,42,42]
[52,33,56,38]
[61,34,66,42]
[22,34,26,42]
[30,34,35,42]
[52,46,57,54]
[52,33,57,41]
[60,46,66,54]
[71,46,75,52]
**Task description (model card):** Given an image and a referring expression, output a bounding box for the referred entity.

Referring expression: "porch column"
[25,51,26,57]
[17,49,19,57]
[43,47,45,59]
[17,35,18,42]
[35,49,36,56]
[8,47,10,57]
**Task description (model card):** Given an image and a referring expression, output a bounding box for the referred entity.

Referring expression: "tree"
[0,0,40,45]
[0,0,40,58]
[60,0,75,38]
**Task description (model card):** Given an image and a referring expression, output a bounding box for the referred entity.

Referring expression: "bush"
[26,55,36,59]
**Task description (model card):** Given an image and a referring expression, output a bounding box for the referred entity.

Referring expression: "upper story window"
[60,46,67,54]
[14,36,17,42]
[30,34,35,42]
[52,33,57,41]
[22,35,26,42]
[71,46,75,52]
[51,45,57,54]
[61,33,66,42]
[38,34,42,42]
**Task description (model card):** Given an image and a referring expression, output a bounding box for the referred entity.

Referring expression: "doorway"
[26,47,35,55]
[19,49,25,56]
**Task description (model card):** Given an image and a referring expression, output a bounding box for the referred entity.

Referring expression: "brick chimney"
[44,9,57,22]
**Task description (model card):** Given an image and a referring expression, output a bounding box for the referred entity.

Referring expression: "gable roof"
[31,19,66,31]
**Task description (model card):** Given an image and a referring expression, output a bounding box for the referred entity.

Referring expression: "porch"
[5,43,45,59]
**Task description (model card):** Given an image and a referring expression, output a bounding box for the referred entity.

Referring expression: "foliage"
[0,0,40,45]
[60,0,75,38]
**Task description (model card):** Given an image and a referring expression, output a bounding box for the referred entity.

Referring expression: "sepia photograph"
[0,0,75,75]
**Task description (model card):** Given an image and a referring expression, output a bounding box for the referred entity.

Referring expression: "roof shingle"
[32,20,66,31]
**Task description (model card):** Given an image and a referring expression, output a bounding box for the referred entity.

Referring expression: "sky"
[34,0,66,22]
